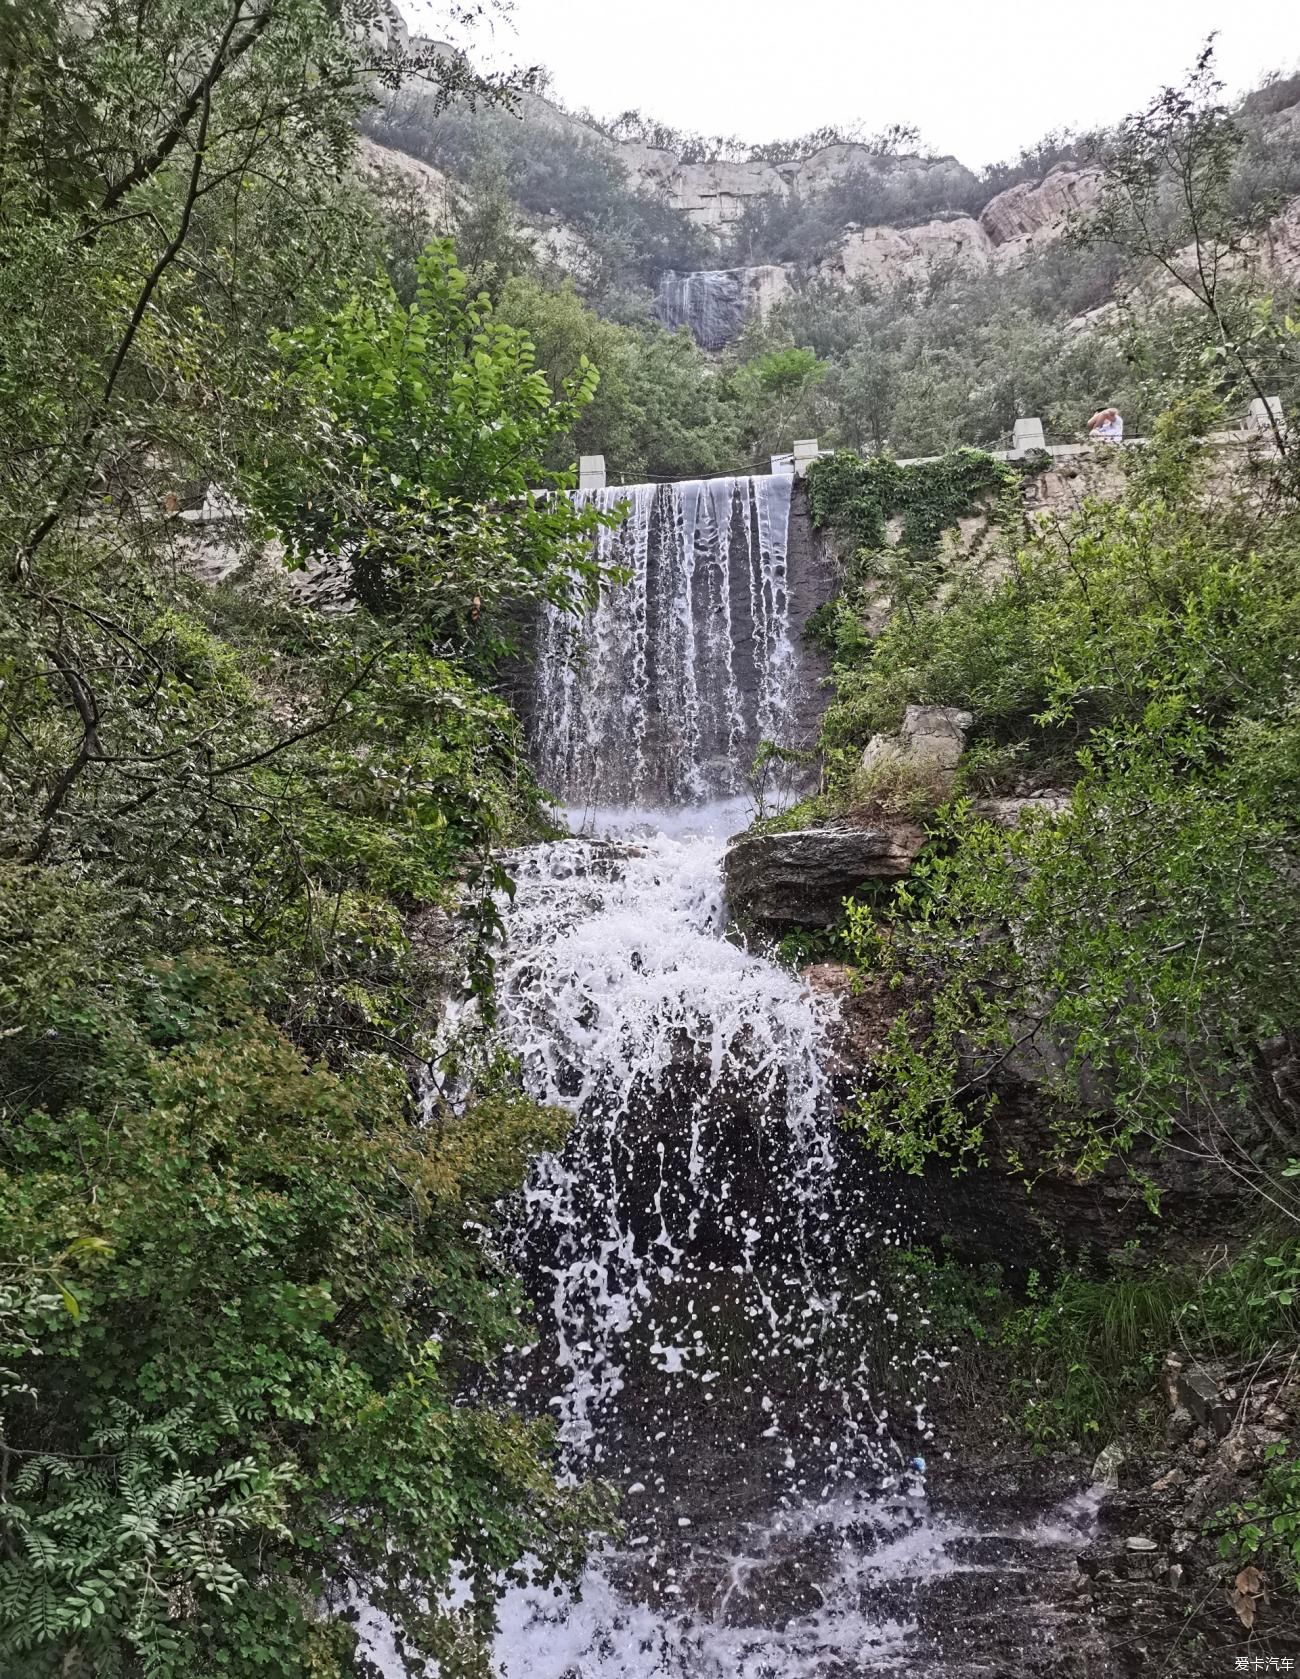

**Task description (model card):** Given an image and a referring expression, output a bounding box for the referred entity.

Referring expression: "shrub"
[1213,1441,1300,1599]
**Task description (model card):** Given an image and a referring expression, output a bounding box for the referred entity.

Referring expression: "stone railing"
[765,396,1287,479]
[510,399,1288,493]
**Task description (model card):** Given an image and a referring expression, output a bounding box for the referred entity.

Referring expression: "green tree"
[1081,41,1296,455]
[255,241,610,636]
[497,275,745,481]
[729,345,831,458]
[0,4,615,1673]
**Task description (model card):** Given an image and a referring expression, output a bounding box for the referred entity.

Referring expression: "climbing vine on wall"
[795,447,1033,789]
[806,446,1019,557]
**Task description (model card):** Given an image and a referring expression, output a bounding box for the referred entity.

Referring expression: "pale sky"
[411,0,1300,167]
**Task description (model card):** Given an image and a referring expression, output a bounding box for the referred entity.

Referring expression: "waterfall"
[531,475,799,809]
[363,472,1100,1677]
[482,445,950,1669]
[488,808,940,1674]
[656,270,751,350]
[496,817,845,1458]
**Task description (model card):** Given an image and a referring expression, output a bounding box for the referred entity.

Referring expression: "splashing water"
[494,805,878,1463]
[477,804,952,1674]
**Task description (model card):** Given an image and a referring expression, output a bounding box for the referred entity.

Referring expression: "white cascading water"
[485,802,948,1677]
[655,270,752,350]
[488,476,942,1673]
[496,807,854,1459]
[368,475,1100,1677]
[532,476,798,810]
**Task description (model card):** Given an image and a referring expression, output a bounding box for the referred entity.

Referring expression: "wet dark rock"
[1259,1030,1300,1123]
[1068,1360,1300,1672]
[655,267,782,349]
[1181,1362,1232,1438]
[719,1557,827,1627]
[724,821,925,931]
[896,1076,1266,1271]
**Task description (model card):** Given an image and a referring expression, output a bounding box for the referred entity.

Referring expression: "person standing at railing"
[1087,406,1124,443]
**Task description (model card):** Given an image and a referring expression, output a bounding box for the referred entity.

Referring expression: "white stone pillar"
[792,439,820,477]
[1246,396,1285,435]
[1012,417,1045,454]
[578,455,606,491]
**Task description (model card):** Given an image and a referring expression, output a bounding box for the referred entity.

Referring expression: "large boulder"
[860,703,974,790]
[723,823,924,932]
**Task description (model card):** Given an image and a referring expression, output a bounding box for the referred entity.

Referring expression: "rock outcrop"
[822,214,988,288]
[971,791,1070,827]
[723,823,924,932]
[977,165,1102,255]
[357,134,593,278]
[621,143,981,235]
[860,703,973,784]
[816,165,1103,288]
[359,132,450,206]
[1265,191,1300,283]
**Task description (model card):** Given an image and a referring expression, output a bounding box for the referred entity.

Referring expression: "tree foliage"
[256,241,609,629]
[1081,42,1300,458]
[0,3,614,1673]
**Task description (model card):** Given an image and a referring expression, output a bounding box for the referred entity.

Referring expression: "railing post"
[792,439,820,477]
[1246,396,1285,436]
[578,454,607,491]
[1012,417,1045,455]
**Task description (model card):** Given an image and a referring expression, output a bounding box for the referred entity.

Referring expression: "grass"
[855,1232,1300,1452]
[1177,1234,1300,1368]
[1003,1268,1183,1444]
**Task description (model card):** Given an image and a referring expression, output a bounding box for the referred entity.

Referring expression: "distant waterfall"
[656,270,751,349]
[532,474,797,809]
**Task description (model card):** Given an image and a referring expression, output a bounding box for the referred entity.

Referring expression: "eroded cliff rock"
[621,142,981,234]
[977,164,1102,254]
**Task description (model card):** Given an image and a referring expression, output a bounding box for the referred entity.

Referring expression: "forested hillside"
[364,50,1300,471]
[0,5,615,1672]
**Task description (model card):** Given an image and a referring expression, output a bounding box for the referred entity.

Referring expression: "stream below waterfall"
[366,477,1104,1676]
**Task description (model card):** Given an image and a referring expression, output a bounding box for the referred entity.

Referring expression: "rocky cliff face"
[655,264,791,347]
[621,141,981,233]
[365,70,1300,349]
[809,165,1103,288]
[1265,191,1300,283]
